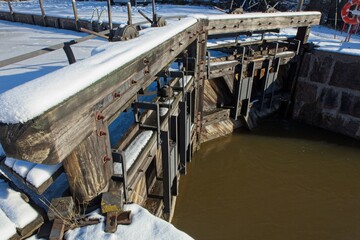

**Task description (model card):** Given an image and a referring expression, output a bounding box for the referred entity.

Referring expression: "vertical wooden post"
[107,0,113,30]
[193,19,208,147]
[63,118,113,203]
[71,0,79,31]
[296,26,311,44]
[127,2,132,26]
[39,0,46,26]
[7,0,15,22]
[297,0,304,11]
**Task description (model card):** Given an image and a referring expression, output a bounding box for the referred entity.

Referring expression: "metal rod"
[0,30,109,68]
[39,0,46,26]
[71,0,79,30]
[107,0,113,30]
[334,0,338,39]
[214,6,227,13]
[297,0,304,11]
[127,2,132,25]
[138,9,153,24]
[229,0,234,12]
[79,27,109,39]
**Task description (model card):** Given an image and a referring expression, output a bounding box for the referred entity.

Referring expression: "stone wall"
[293,50,360,139]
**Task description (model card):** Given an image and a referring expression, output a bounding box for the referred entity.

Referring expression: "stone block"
[310,55,333,84]
[298,53,312,78]
[320,112,344,133]
[340,92,353,115]
[101,191,123,214]
[329,61,360,91]
[320,87,340,110]
[47,197,75,221]
[343,119,360,137]
[294,81,318,104]
[350,95,360,118]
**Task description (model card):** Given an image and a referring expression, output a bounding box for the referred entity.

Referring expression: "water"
[172,120,360,240]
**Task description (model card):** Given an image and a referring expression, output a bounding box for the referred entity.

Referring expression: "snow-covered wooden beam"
[0,18,200,165]
[206,11,321,36]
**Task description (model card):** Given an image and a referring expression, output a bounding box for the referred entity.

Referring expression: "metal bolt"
[103,155,111,163]
[113,92,121,98]
[143,58,149,65]
[96,112,105,120]
[99,130,107,136]
[131,79,137,84]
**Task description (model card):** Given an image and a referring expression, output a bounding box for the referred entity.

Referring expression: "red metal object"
[341,0,360,25]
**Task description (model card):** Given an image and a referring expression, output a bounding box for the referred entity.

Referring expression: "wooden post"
[71,0,79,31]
[296,26,311,44]
[39,0,46,26]
[127,2,132,26]
[194,19,208,147]
[7,0,14,22]
[297,0,304,11]
[63,130,113,203]
[107,0,113,30]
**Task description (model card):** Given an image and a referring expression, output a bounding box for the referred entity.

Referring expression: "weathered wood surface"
[63,130,113,202]
[201,118,241,143]
[207,12,321,35]
[0,22,200,164]
[202,109,230,126]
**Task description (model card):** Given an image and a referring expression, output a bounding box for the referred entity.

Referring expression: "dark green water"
[172,120,360,240]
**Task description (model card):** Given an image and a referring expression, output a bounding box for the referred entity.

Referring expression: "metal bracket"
[112,150,128,201]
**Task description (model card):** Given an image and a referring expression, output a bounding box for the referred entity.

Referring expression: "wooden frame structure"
[0,12,321,213]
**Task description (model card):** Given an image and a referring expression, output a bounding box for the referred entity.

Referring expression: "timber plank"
[207,12,321,35]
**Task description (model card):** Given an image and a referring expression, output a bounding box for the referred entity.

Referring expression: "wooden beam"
[0,23,200,164]
[207,12,321,36]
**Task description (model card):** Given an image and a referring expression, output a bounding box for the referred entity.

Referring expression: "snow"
[26,163,62,188]
[0,20,107,95]
[4,158,16,169]
[0,208,17,240]
[114,130,154,174]
[65,203,193,240]
[0,180,39,229]
[206,11,321,20]
[0,17,197,124]
[12,159,36,178]
[4,157,62,188]
[179,75,192,88]
[280,26,360,56]
[209,25,360,57]
[0,1,220,25]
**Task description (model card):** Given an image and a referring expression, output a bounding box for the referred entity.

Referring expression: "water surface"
[173,120,360,240]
